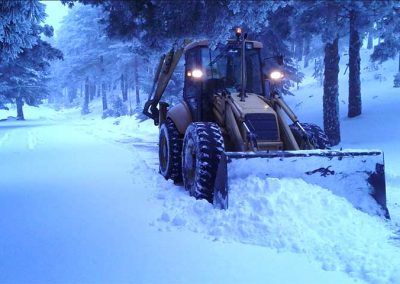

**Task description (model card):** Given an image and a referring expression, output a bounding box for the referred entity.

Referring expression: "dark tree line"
[3,0,398,145]
[59,0,398,145]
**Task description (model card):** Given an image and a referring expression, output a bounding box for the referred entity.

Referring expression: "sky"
[42,0,70,37]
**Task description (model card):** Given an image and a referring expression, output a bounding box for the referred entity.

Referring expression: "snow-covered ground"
[1,49,399,283]
[0,106,364,284]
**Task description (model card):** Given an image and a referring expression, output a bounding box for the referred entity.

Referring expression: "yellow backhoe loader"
[143,29,388,217]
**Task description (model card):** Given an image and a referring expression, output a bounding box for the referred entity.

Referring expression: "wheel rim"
[184,139,196,192]
[159,131,168,174]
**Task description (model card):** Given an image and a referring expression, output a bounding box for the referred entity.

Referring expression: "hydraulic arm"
[143,40,190,125]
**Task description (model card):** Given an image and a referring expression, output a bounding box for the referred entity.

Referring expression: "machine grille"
[245,113,279,141]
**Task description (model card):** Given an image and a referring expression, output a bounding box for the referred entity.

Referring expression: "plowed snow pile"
[157,177,400,284]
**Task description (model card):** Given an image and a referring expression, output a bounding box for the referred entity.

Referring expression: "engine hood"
[230,93,275,117]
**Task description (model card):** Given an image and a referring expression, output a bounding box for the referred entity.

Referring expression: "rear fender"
[167,102,193,135]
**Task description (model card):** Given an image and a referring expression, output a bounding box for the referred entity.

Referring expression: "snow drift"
[157,177,400,284]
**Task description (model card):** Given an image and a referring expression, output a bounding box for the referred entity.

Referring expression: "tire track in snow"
[115,136,159,171]
[0,127,29,151]
[74,120,160,171]
[75,120,164,192]
[0,132,9,147]
[27,130,38,150]
[0,125,41,151]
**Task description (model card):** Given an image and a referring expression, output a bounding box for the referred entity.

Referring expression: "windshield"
[209,47,263,95]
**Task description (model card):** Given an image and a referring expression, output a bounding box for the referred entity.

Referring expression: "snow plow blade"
[213,150,388,218]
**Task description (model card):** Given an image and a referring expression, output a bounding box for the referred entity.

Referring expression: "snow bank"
[157,177,400,284]
[226,151,386,216]
[0,104,65,121]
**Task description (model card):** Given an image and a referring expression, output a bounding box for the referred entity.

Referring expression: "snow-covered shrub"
[364,62,379,72]
[374,73,386,82]
[102,108,113,119]
[81,104,90,115]
[110,96,128,117]
[102,96,128,119]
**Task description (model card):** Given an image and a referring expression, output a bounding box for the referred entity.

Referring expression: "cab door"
[184,47,202,121]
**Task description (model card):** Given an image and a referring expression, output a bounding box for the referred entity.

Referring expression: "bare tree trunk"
[398,52,400,73]
[124,75,128,103]
[367,32,373,50]
[121,74,127,102]
[348,9,362,118]
[323,36,340,146]
[394,52,400,88]
[90,83,95,101]
[97,84,101,97]
[81,77,90,115]
[98,55,108,115]
[16,92,24,120]
[296,37,304,62]
[48,93,54,104]
[102,82,108,111]
[63,88,68,105]
[303,37,311,68]
[68,86,77,103]
[134,56,140,106]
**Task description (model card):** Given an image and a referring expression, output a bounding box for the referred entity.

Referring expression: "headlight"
[270,70,284,80]
[187,69,203,79]
[235,27,242,37]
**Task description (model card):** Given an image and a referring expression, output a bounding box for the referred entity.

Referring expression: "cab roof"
[184,40,263,53]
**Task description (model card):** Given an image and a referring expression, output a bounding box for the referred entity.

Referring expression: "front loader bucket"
[213,150,388,218]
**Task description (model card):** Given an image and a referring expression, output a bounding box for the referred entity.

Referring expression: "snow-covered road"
[0,115,366,283]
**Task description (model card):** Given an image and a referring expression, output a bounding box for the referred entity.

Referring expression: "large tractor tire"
[182,122,225,203]
[290,123,330,150]
[159,119,183,182]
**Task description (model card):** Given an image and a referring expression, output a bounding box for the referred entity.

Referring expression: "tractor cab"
[183,39,265,122]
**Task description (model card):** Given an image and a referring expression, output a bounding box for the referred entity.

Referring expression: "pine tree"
[1,0,62,117]
[348,7,362,118]
[0,0,46,62]
[81,76,90,114]
[0,25,62,119]
[323,36,341,145]
[367,32,374,50]
[292,1,345,145]
[371,2,400,88]
[345,1,391,118]
[134,56,140,107]
[120,74,127,102]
